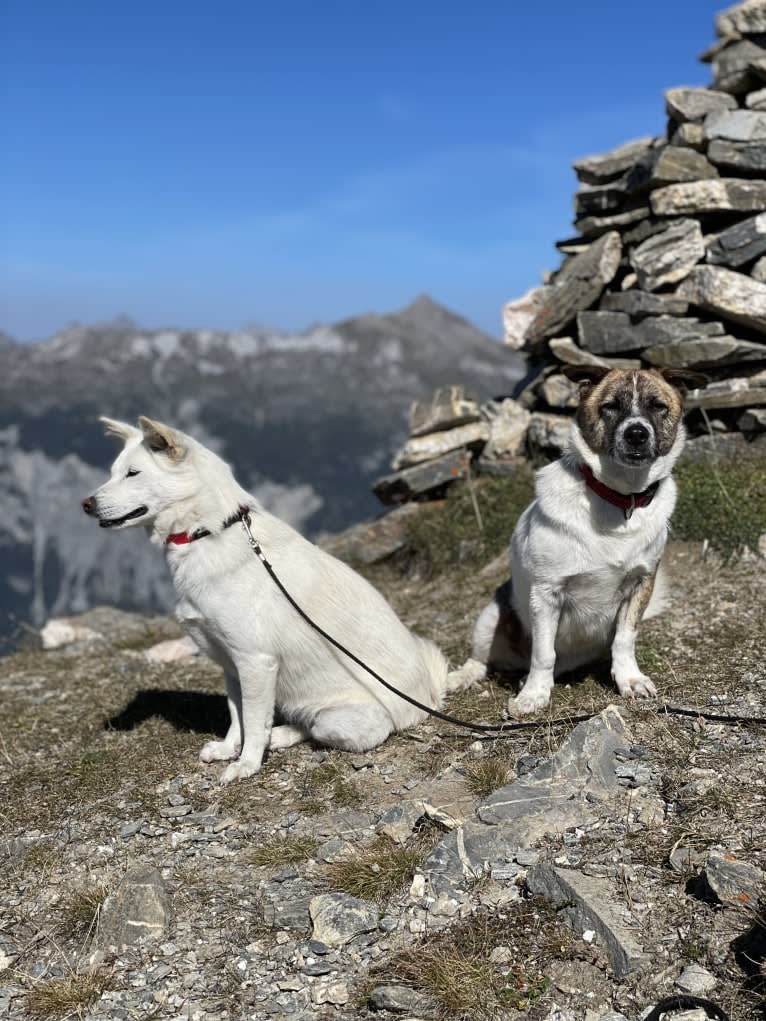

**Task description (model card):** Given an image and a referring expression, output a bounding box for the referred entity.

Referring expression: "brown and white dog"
[452,366,705,715]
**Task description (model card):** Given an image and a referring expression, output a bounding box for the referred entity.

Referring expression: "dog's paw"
[614,673,657,699]
[508,689,551,716]
[199,739,241,763]
[269,725,308,750]
[220,757,262,784]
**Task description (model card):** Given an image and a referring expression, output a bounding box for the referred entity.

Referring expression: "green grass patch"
[401,471,534,578]
[673,456,766,557]
[461,756,510,798]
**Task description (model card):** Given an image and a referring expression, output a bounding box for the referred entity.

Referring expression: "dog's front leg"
[611,573,658,699]
[220,651,279,784]
[510,582,561,715]
[199,671,243,763]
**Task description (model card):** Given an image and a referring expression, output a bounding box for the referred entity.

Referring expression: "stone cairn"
[373,0,766,511]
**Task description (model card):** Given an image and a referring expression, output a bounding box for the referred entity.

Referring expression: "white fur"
[461,418,685,715]
[87,418,456,781]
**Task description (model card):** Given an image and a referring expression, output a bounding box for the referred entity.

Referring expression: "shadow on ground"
[105,689,229,736]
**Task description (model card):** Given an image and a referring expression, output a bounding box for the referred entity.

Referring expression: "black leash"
[237,511,766,738]
[644,994,730,1021]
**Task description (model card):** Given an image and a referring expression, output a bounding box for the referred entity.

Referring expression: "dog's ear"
[100,417,140,443]
[138,417,185,461]
[560,365,612,387]
[655,368,709,393]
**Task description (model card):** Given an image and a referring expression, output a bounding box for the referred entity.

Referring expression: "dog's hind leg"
[611,572,658,700]
[310,703,393,752]
[220,652,280,784]
[270,724,309,750]
[200,671,243,763]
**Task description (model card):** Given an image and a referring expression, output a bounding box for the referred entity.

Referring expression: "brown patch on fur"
[575,369,685,456]
[488,581,530,669]
[618,571,657,631]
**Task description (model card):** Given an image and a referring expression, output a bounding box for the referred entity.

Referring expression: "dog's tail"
[643,559,671,620]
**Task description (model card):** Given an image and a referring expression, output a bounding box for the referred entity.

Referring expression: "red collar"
[165,505,251,546]
[580,464,660,520]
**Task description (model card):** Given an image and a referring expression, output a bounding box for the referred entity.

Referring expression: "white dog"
[83,416,464,782]
[453,366,705,715]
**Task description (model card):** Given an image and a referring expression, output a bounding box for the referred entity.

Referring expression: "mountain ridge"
[0,296,524,637]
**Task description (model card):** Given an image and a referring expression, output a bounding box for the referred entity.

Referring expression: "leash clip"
[624,495,635,521]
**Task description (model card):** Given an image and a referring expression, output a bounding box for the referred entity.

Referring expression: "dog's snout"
[82,496,96,516]
[624,422,650,448]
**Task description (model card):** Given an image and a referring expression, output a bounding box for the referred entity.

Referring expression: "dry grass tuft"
[324,835,433,904]
[24,969,111,1019]
[57,884,109,938]
[377,901,573,1018]
[250,834,318,868]
[461,755,510,798]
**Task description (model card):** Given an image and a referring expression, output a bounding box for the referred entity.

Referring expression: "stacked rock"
[504,0,766,443]
[372,0,766,511]
[372,386,533,505]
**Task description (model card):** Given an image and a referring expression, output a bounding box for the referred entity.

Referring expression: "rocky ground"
[1,468,765,1021]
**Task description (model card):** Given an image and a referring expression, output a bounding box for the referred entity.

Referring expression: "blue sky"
[1,0,721,340]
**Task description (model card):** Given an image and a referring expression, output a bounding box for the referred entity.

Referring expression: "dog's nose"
[82,496,96,515]
[624,422,650,448]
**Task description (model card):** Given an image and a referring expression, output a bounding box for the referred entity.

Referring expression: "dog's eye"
[126,468,141,478]
[600,401,619,414]
[651,400,668,413]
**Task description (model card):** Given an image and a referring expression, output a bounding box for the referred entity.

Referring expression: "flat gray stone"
[707,139,766,173]
[372,450,469,506]
[685,373,766,409]
[600,290,690,319]
[703,852,765,908]
[503,285,552,349]
[523,232,622,349]
[717,1,766,37]
[322,503,420,562]
[713,39,766,94]
[669,122,706,150]
[392,421,489,470]
[478,706,630,827]
[665,87,737,122]
[676,963,718,995]
[263,896,313,932]
[638,315,725,344]
[309,893,378,946]
[541,373,579,409]
[549,335,640,369]
[526,412,572,461]
[705,108,766,142]
[651,178,766,216]
[739,406,766,431]
[574,180,629,217]
[408,385,480,437]
[574,205,651,239]
[643,335,766,369]
[526,865,648,976]
[678,265,766,334]
[630,219,705,291]
[747,85,766,110]
[368,984,436,1014]
[707,212,766,267]
[650,146,719,184]
[573,137,655,184]
[482,398,531,459]
[577,311,638,354]
[98,866,171,948]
